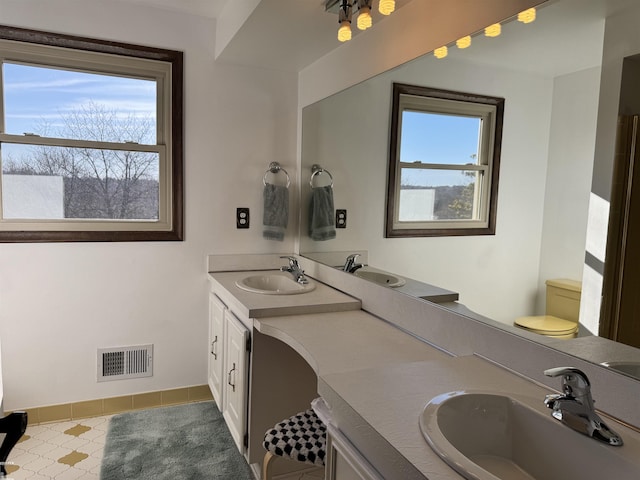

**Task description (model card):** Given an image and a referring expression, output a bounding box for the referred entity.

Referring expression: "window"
[0,25,183,242]
[386,83,503,237]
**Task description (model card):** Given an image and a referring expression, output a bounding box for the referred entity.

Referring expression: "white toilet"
[514,279,582,339]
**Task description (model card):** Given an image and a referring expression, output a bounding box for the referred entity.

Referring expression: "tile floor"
[4,414,325,480]
[4,415,111,479]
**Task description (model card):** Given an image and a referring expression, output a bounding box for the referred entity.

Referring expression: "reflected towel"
[309,185,336,241]
[263,183,289,241]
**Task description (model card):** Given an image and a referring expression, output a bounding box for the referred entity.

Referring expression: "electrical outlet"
[237,207,250,228]
[336,209,347,228]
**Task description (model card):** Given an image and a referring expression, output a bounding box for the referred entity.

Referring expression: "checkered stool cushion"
[263,408,326,467]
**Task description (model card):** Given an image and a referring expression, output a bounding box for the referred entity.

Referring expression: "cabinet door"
[223,311,250,452]
[208,294,226,409]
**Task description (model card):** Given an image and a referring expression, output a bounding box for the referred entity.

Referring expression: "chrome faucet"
[279,256,308,284]
[543,367,623,446]
[343,253,363,273]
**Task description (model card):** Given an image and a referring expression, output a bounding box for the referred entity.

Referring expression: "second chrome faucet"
[343,253,363,273]
[544,367,623,446]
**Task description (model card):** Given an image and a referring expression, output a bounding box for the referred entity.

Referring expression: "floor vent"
[97,344,153,382]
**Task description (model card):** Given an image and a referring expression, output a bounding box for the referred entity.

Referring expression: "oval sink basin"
[600,361,640,378]
[354,269,406,288]
[420,391,638,480]
[235,274,315,295]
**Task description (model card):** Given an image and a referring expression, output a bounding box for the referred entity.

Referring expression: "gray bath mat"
[100,401,253,480]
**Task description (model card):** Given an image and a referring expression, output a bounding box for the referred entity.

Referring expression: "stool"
[262,408,326,480]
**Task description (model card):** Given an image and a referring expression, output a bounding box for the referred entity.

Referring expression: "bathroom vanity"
[207,254,640,479]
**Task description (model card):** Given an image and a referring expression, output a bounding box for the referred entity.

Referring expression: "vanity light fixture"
[337,0,353,42]
[484,23,502,37]
[518,7,536,23]
[328,0,396,41]
[456,35,471,49]
[357,0,373,30]
[434,46,448,59]
[434,7,537,60]
[378,0,395,15]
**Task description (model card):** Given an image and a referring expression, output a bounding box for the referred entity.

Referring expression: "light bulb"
[338,21,352,42]
[434,46,448,59]
[484,23,501,38]
[378,0,395,15]
[456,36,471,49]
[357,6,372,30]
[517,8,536,24]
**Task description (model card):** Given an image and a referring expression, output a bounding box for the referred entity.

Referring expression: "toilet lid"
[514,315,578,335]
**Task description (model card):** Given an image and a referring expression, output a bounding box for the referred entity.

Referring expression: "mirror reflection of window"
[386,83,504,237]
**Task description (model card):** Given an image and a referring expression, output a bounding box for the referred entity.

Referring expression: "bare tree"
[4,101,159,219]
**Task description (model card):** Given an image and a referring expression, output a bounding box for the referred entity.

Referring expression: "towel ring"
[310,164,333,188]
[263,162,290,188]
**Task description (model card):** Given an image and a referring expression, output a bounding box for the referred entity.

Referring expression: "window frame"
[0,25,183,242]
[385,83,504,238]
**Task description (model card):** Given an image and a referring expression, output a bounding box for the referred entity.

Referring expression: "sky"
[3,62,156,141]
[400,110,480,187]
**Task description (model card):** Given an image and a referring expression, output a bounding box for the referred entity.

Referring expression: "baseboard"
[11,385,213,425]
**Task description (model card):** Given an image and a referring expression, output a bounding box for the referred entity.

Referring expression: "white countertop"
[208,270,361,318]
[255,310,450,375]
[256,311,640,480]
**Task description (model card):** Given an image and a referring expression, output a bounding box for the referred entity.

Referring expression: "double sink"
[231,265,638,479]
[234,267,406,295]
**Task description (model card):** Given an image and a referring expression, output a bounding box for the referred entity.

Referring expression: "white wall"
[537,67,601,312]
[0,0,298,410]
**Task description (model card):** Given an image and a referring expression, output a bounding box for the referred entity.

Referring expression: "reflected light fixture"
[434,46,448,59]
[456,35,471,49]
[378,0,395,15]
[484,23,502,37]
[517,7,536,24]
[337,0,352,42]
[357,0,373,30]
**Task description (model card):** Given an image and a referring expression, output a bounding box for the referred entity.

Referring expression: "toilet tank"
[545,279,582,322]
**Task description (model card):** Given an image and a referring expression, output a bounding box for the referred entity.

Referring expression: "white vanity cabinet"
[207,293,225,406]
[207,292,250,452]
[222,310,250,450]
[326,425,384,480]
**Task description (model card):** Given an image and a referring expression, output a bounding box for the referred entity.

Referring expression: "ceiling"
[212,0,415,72]
[119,0,229,18]
[116,0,414,72]
[115,0,640,74]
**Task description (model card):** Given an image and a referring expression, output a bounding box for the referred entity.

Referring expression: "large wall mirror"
[299,0,640,379]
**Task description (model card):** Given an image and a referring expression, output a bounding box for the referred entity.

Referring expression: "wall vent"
[97,344,153,382]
